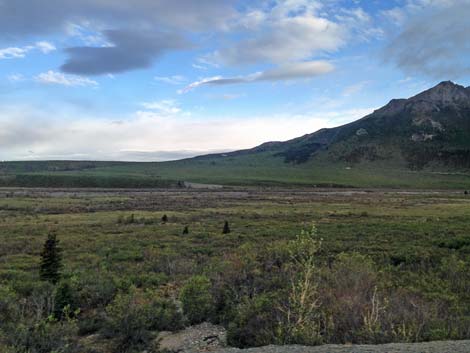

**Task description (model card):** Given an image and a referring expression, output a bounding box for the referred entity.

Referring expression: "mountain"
[2,81,470,189]
[196,81,470,170]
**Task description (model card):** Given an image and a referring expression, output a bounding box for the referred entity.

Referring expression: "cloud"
[7,74,25,82]
[384,0,470,79]
[216,12,344,66]
[0,1,235,75]
[209,0,378,67]
[154,75,186,85]
[0,103,375,161]
[0,0,237,36]
[342,81,372,97]
[141,100,183,115]
[0,41,55,59]
[180,61,334,93]
[35,70,98,87]
[35,41,57,54]
[61,30,188,75]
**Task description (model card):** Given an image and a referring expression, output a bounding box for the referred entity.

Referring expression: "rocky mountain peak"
[410,81,470,106]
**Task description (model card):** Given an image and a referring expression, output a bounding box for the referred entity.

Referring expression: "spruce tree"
[39,233,62,284]
[222,221,230,234]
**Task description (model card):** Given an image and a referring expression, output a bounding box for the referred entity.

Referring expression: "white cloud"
[0,104,376,161]
[35,41,56,53]
[0,41,55,59]
[7,74,25,82]
[154,75,186,85]
[35,70,98,87]
[180,61,334,93]
[0,46,32,59]
[141,99,183,115]
[209,0,378,67]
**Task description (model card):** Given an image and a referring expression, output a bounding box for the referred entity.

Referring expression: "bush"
[227,294,280,348]
[146,296,184,331]
[0,285,18,326]
[54,281,79,319]
[5,315,78,353]
[103,288,155,353]
[180,275,214,324]
[320,252,382,343]
[76,272,118,310]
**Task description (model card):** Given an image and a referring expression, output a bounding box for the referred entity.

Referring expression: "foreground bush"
[180,275,214,324]
[103,287,183,353]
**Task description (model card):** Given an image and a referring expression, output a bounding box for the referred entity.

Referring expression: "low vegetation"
[1,188,470,352]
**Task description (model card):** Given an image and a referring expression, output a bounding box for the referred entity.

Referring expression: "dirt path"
[215,341,470,353]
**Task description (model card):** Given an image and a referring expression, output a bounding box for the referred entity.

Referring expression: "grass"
[2,154,470,189]
[3,187,470,351]
[1,187,469,284]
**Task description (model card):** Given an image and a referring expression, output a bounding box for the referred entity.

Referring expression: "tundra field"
[2,187,470,352]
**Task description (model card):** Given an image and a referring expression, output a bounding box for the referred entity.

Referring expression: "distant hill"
[196,81,470,169]
[2,81,470,189]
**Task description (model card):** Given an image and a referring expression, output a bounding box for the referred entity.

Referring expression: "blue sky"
[1,0,469,161]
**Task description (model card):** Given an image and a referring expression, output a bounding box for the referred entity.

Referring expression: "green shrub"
[6,315,78,353]
[54,281,79,320]
[76,272,117,310]
[0,285,18,326]
[103,287,161,353]
[227,294,280,348]
[146,296,184,331]
[180,275,214,324]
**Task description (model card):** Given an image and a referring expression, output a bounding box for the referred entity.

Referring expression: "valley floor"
[2,187,470,352]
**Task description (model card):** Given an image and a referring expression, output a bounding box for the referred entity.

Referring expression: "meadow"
[1,187,470,352]
[3,156,470,189]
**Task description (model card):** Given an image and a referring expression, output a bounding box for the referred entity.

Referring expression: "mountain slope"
[2,81,470,189]
[195,81,470,169]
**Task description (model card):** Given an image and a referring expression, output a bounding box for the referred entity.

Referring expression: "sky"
[1,0,469,161]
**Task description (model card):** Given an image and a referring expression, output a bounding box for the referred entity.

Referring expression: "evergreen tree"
[162,214,168,223]
[39,233,62,284]
[222,221,230,234]
[182,226,189,235]
[54,281,76,319]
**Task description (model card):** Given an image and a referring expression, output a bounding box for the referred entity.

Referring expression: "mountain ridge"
[194,81,470,168]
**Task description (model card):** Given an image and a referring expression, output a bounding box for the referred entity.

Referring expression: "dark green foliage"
[103,288,154,353]
[103,287,180,353]
[182,226,189,235]
[54,281,78,320]
[162,214,168,223]
[7,316,78,353]
[222,221,230,234]
[227,294,281,348]
[180,275,214,324]
[146,297,184,331]
[39,233,62,284]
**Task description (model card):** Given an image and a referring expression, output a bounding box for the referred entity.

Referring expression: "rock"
[356,128,368,136]
[157,322,227,353]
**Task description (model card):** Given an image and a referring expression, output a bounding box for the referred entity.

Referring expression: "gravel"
[215,341,470,353]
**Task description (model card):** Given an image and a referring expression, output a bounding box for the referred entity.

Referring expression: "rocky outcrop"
[154,323,470,353]
[156,322,227,352]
